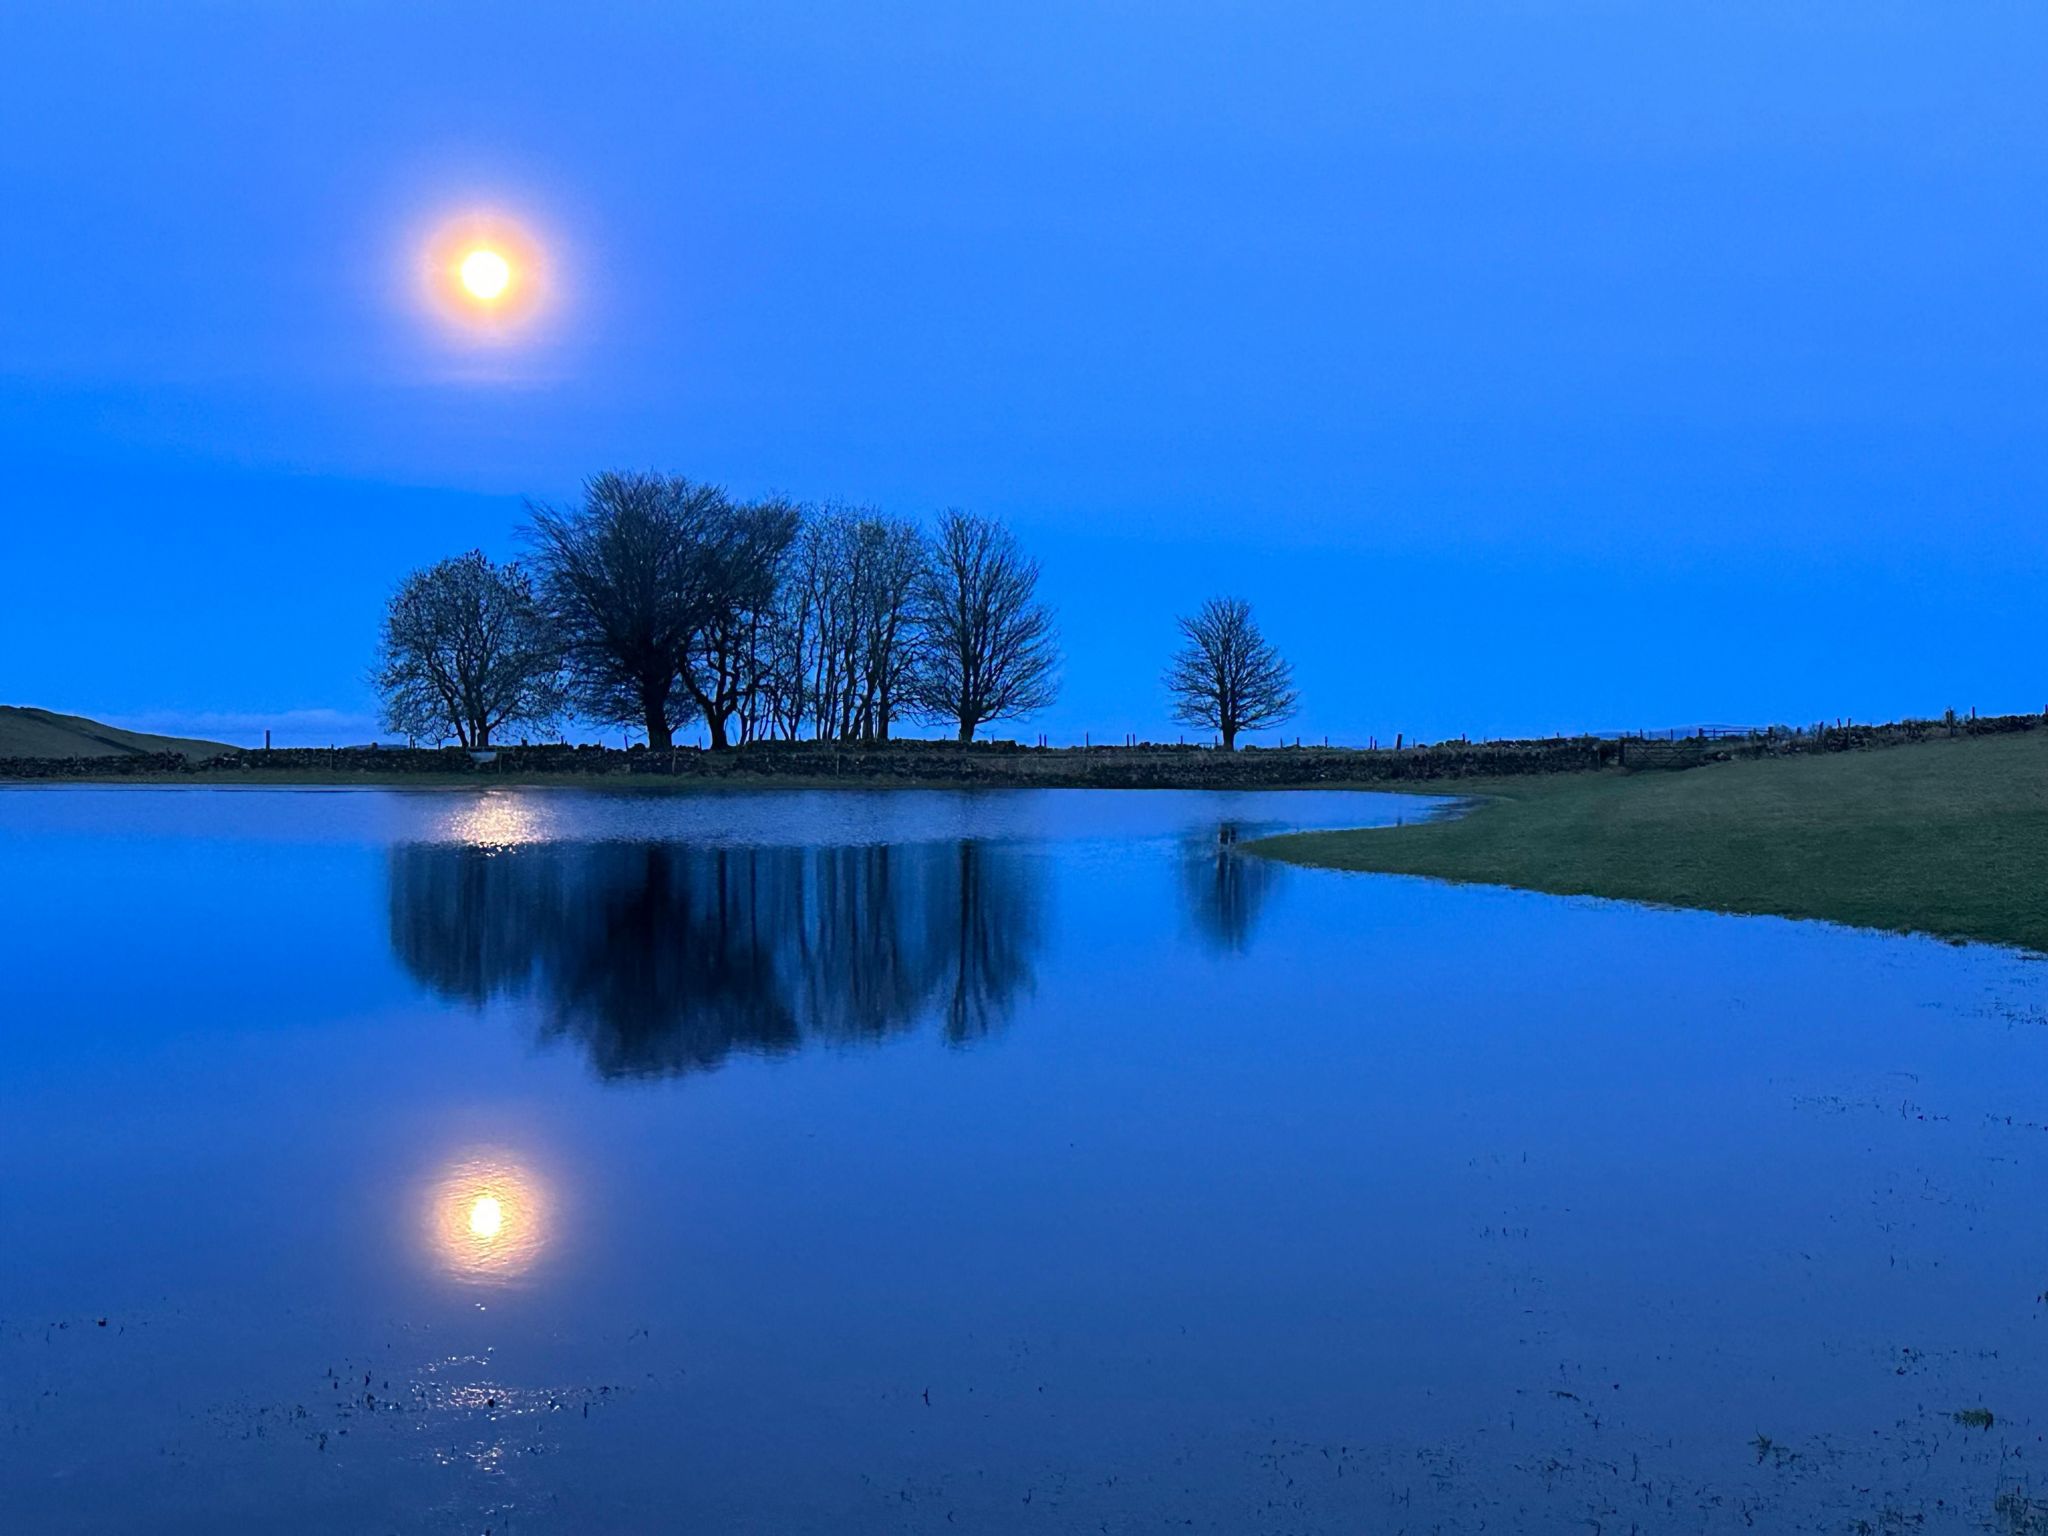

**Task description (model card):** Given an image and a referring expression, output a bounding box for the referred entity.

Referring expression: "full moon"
[420,212,546,335]
[459,248,512,302]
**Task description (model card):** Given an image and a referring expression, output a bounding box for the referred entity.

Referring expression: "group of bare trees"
[376,470,1306,753]
[374,472,1060,749]
[765,506,932,745]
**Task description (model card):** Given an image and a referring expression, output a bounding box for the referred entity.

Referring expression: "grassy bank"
[1253,729,2048,954]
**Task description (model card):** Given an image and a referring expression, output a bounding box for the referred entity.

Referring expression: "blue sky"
[3,2,2043,746]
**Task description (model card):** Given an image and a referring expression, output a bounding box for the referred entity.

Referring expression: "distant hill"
[0,706,238,760]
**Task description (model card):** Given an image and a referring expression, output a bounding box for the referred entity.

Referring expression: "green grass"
[1254,729,2048,954]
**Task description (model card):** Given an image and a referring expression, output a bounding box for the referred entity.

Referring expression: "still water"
[2,786,2044,1534]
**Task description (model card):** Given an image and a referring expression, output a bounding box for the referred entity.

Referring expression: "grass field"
[1253,728,2048,954]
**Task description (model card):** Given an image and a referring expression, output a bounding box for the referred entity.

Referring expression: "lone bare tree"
[1163,596,1297,750]
[527,471,726,749]
[373,550,563,748]
[914,510,1059,742]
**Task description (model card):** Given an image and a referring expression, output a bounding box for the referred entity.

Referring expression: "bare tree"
[763,506,928,743]
[789,506,861,741]
[680,495,801,748]
[761,513,835,740]
[855,515,927,742]
[1163,596,1297,750]
[914,510,1059,742]
[373,550,563,748]
[526,471,725,749]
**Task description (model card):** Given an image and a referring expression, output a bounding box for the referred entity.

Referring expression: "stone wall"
[2,714,2037,785]
[0,737,1617,785]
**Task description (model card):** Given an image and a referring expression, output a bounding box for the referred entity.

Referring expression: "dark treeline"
[377,472,1063,751]
[387,836,1046,1077]
[374,469,1306,753]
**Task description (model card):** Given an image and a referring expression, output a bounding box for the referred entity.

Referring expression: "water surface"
[3,786,2044,1533]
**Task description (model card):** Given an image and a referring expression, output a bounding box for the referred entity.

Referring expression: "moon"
[417,211,548,341]
[459,248,512,302]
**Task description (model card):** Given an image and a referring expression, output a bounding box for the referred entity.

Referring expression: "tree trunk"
[705,714,729,750]
[957,719,975,743]
[643,703,673,751]
[1222,724,1237,751]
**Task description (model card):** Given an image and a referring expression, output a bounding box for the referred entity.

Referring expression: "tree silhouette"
[525,471,727,750]
[373,551,563,748]
[914,510,1059,742]
[1164,596,1298,750]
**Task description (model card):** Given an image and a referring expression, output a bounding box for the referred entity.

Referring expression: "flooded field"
[2,786,2044,1533]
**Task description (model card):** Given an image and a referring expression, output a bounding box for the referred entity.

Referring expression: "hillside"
[0,706,237,760]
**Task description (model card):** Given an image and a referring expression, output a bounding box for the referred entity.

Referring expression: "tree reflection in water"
[1180,822,1281,955]
[387,839,1045,1079]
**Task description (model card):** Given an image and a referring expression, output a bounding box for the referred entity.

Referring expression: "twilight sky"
[2,2,2043,746]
